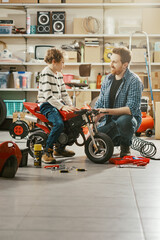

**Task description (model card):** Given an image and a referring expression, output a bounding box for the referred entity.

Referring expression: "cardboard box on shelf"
[137,72,149,90]
[66,0,103,3]
[151,71,160,89]
[65,51,77,63]
[85,46,100,63]
[73,18,96,34]
[154,52,160,63]
[76,91,92,108]
[135,0,160,2]
[142,8,160,34]
[39,0,61,3]
[131,48,146,63]
[111,0,132,2]
[154,42,160,52]
[155,102,160,139]
[73,18,87,34]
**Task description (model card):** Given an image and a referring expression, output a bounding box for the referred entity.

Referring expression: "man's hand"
[98,108,110,114]
[61,105,79,112]
[94,108,109,123]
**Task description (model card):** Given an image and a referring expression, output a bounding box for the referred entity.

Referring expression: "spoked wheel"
[27,131,48,157]
[85,132,114,164]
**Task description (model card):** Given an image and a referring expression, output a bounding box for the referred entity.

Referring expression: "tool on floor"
[44,164,60,169]
[109,155,150,166]
[44,164,87,173]
[76,168,87,171]
[59,169,69,173]
[44,163,66,170]
[118,164,146,169]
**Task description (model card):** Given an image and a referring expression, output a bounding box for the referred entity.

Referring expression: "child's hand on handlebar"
[61,105,79,112]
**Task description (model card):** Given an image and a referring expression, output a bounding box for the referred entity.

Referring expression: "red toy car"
[0,141,22,178]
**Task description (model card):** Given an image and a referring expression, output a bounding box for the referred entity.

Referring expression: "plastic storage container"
[0,26,12,34]
[13,72,32,89]
[63,74,74,89]
[0,72,9,88]
[3,99,26,117]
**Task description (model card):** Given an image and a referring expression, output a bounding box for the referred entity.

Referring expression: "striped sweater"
[38,66,72,110]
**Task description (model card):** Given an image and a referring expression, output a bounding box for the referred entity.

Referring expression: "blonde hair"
[44,48,64,64]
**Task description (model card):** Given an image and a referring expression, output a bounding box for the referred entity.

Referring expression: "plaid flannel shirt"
[95,68,143,130]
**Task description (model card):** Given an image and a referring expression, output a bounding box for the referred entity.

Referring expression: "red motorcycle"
[9,102,114,164]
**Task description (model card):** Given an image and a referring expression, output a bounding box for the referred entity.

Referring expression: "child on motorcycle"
[38,48,78,164]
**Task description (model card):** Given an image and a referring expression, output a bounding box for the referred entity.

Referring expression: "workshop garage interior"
[1,1,160,240]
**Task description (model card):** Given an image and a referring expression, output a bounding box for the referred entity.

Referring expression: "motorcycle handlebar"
[74,109,88,115]
[74,109,109,116]
[74,108,99,116]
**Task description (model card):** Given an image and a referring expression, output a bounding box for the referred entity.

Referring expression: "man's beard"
[111,67,122,75]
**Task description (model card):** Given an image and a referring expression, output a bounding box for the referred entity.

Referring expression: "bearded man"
[95,47,143,157]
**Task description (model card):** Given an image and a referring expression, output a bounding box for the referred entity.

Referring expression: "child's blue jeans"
[40,102,64,150]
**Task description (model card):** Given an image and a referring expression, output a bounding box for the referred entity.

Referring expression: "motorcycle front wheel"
[27,131,48,157]
[85,132,114,164]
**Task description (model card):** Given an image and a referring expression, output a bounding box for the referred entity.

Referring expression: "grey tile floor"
[1,131,160,240]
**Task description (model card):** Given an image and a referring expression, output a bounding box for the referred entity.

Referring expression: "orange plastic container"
[136,112,154,136]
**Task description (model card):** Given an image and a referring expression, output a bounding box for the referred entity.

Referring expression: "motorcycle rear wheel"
[85,132,114,164]
[27,131,48,157]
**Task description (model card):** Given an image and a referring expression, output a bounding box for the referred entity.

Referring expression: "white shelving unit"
[1,1,160,116]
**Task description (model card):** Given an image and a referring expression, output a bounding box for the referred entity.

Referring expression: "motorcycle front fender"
[36,123,50,134]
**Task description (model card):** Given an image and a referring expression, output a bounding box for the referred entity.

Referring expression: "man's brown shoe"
[54,148,75,157]
[120,145,131,158]
[42,148,56,164]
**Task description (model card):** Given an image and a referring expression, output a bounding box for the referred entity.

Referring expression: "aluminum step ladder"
[129,31,155,120]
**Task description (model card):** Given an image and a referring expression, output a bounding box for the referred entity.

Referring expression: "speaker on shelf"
[51,11,65,34]
[37,11,51,34]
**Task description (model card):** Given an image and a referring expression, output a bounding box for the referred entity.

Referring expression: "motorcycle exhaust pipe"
[25,114,37,123]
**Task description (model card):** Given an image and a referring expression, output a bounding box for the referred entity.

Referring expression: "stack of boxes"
[84,38,100,63]
[0,20,13,34]
[154,42,160,63]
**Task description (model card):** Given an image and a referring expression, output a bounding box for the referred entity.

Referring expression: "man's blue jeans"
[40,102,64,150]
[97,115,138,146]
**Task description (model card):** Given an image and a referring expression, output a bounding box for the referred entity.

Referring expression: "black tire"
[1,156,18,178]
[145,129,153,137]
[0,97,7,126]
[135,132,141,137]
[85,132,114,164]
[27,131,48,157]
